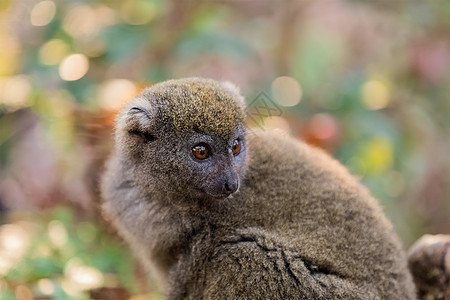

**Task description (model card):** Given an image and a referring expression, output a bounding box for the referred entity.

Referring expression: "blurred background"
[0,0,449,299]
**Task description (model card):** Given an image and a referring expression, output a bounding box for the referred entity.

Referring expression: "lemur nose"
[224,180,238,195]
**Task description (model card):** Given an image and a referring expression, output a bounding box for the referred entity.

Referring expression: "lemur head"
[115,77,248,201]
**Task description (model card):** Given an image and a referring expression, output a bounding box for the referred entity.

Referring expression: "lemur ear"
[125,95,154,122]
[128,106,152,118]
[220,81,246,106]
[121,97,157,143]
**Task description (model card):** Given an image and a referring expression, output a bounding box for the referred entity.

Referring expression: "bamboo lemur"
[101,78,415,299]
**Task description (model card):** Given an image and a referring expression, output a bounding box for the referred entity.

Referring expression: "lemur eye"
[231,139,241,155]
[192,144,210,160]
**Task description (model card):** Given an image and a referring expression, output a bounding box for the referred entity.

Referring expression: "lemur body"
[101,78,415,299]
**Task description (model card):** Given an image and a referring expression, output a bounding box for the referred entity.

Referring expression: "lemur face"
[116,78,248,200]
[184,127,247,199]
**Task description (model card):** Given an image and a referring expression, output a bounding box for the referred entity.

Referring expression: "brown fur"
[101,77,416,299]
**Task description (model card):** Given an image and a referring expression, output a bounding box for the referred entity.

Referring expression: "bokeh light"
[0,30,21,76]
[0,75,32,108]
[64,258,104,291]
[61,278,83,298]
[59,54,89,81]
[15,285,33,300]
[63,3,115,40]
[37,278,54,295]
[361,80,391,110]
[0,224,31,276]
[30,0,56,27]
[98,79,137,110]
[120,0,157,25]
[360,136,394,174]
[0,224,30,257]
[309,113,338,141]
[39,39,70,65]
[48,220,68,248]
[271,76,302,107]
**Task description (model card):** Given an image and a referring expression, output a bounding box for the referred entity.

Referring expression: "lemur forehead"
[144,78,246,137]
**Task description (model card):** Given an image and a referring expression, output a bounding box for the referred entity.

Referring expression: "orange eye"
[231,139,241,155]
[192,144,210,160]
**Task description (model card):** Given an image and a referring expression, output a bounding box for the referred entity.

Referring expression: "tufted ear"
[116,95,158,143]
[128,106,152,118]
[123,93,155,122]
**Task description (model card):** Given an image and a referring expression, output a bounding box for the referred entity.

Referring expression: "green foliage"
[1,206,139,299]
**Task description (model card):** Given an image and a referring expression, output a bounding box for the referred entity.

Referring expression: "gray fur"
[101,77,416,299]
